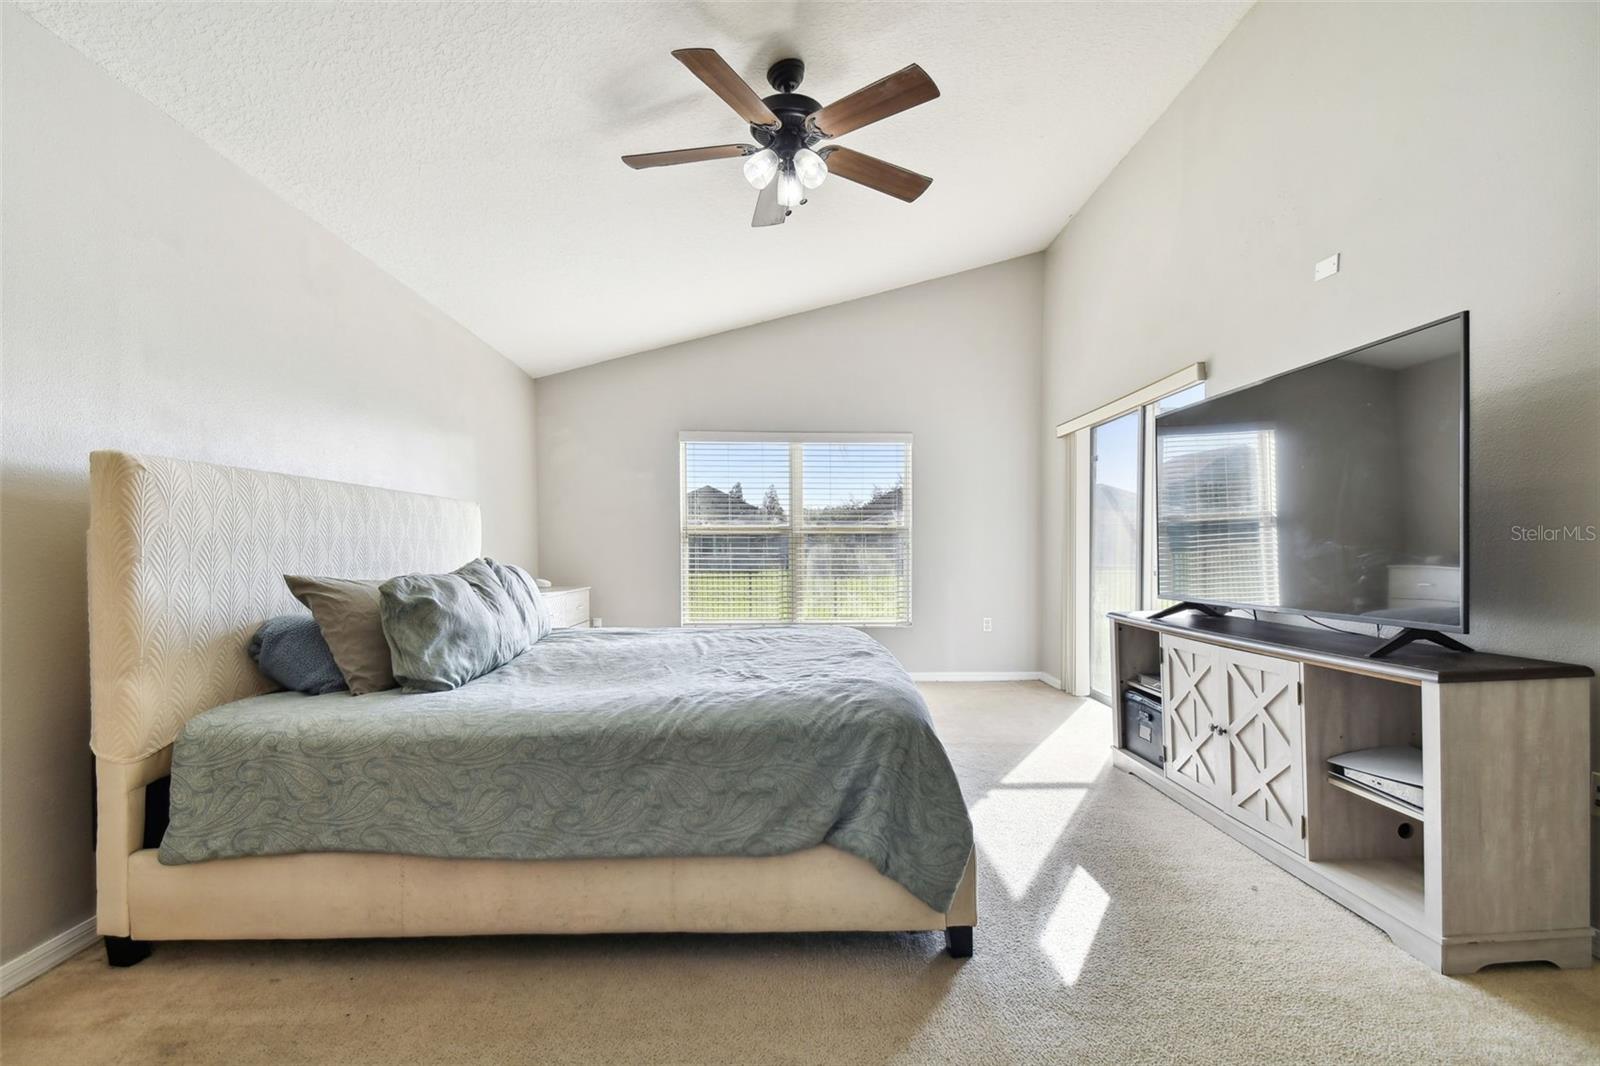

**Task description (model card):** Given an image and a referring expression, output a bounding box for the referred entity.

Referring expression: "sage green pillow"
[379,559,550,693]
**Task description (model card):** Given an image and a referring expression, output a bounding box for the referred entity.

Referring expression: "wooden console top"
[1111,610,1593,685]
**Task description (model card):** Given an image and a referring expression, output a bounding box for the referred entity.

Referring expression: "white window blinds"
[680,434,912,626]
[1156,428,1281,606]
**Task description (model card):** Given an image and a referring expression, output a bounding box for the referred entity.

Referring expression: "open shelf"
[1312,857,1426,931]
[1124,680,1161,702]
[1326,771,1423,818]
[1110,621,1165,764]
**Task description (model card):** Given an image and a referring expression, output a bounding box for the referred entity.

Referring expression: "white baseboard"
[909,671,1051,683]
[1039,673,1063,690]
[1,917,97,997]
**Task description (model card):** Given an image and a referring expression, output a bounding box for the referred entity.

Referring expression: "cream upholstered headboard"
[88,451,482,763]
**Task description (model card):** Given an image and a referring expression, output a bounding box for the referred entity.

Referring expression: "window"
[1156,427,1280,607]
[680,433,911,626]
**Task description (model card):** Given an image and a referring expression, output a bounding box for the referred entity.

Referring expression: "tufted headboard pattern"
[88,451,482,762]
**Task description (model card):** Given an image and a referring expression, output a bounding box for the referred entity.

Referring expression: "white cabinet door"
[1220,647,1306,855]
[1161,636,1307,856]
[1163,637,1229,807]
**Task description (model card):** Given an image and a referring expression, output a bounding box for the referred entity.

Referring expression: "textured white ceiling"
[20,1,1250,377]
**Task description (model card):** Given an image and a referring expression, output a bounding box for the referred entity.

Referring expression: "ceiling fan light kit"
[793,148,828,189]
[776,164,804,209]
[742,147,780,189]
[622,49,939,228]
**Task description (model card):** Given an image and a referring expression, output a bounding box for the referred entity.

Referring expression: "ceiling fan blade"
[672,48,781,129]
[622,144,755,170]
[819,147,932,203]
[752,177,787,228]
[807,64,939,139]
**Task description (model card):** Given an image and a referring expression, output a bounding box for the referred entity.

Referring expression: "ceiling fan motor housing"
[766,57,805,93]
[751,58,824,158]
[751,95,824,154]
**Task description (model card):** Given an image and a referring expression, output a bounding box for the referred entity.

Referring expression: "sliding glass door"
[1082,381,1208,703]
[1088,411,1143,702]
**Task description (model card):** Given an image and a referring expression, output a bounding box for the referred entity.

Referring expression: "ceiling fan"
[622,50,939,228]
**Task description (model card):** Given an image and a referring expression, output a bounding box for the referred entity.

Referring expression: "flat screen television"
[1154,312,1468,643]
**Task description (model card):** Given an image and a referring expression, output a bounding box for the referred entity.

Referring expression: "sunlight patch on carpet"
[1000,704,1111,786]
[1042,865,1110,985]
[971,787,1086,899]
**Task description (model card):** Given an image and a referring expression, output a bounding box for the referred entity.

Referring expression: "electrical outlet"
[981,617,993,633]
[1593,772,1600,817]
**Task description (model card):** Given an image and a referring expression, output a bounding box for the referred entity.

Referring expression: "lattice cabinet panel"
[1221,648,1306,855]
[1163,636,1229,807]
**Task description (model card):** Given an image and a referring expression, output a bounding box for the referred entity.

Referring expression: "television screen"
[1155,314,1467,632]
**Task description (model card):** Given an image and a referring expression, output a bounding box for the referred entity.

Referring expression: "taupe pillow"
[284,575,396,695]
[379,559,550,693]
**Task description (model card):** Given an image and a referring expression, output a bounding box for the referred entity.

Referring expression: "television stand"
[1107,609,1592,974]
[1368,628,1473,660]
[1149,601,1229,620]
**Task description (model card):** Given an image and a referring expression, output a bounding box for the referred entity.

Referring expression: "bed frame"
[89,451,977,965]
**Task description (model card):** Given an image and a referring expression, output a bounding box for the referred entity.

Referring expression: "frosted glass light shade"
[777,167,803,208]
[742,148,779,190]
[793,148,828,189]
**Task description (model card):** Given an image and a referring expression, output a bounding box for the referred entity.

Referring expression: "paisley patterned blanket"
[159,626,974,911]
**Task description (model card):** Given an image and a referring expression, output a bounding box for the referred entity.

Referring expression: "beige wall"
[1037,3,1598,914]
[536,256,1044,676]
[0,9,540,962]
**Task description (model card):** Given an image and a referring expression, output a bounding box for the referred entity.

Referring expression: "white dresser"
[543,585,591,629]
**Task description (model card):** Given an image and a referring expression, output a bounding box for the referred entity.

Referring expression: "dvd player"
[1327,746,1424,811]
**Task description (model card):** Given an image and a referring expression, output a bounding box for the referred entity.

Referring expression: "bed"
[89,451,977,964]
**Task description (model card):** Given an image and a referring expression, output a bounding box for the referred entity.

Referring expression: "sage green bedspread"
[159,626,974,911]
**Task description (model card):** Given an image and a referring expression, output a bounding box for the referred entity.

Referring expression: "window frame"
[678,431,913,628]
[1058,365,1206,700]
[1088,409,1145,705]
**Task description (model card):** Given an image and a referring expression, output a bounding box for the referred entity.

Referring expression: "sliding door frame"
[1055,363,1206,699]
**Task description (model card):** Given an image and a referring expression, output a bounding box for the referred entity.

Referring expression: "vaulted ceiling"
[20,2,1250,376]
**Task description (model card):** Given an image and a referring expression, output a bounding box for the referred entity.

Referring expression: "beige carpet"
[3,682,1596,1065]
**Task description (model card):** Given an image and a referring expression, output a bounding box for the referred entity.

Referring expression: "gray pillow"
[284,574,397,695]
[379,558,550,693]
[248,615,348,695]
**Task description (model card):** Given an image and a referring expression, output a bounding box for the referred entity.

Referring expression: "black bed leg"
[104,936,151,968]
[945,925,973,959]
